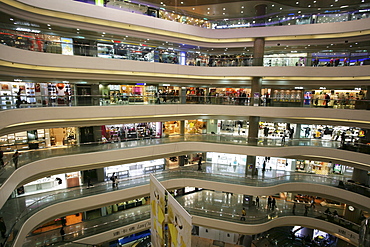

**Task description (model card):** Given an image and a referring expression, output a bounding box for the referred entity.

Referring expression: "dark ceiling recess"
[138,0,365,8]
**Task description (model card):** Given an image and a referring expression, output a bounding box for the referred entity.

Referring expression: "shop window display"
[102,122,159,142]
[104,159,165,179]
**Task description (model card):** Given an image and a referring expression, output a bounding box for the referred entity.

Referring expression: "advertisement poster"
[61,37,73,55]
[167,194,192,247]
[150,174,166,247]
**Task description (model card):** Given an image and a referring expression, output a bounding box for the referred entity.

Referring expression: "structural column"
[246,22,265,176]
[352,168,369,186]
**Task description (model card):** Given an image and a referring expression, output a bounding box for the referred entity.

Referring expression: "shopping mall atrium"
[0,0,370,246]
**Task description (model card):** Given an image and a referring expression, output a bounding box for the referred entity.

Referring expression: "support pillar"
[254,4,267,26]
[180,120,185,136]
[252,38,265,67]
[180,87,186,104]
[248,116,260,145]
[352,168,369,186]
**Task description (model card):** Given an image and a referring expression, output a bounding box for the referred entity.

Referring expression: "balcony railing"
[4,170,364,246]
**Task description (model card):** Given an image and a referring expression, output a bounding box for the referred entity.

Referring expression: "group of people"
[0,150,21,170]
[267,196,277,210]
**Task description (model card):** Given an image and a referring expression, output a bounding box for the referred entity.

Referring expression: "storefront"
[298,124,360,141]
[162,119,206,136]
[218,120,248,136]
[0,129,49,151]
[16,171,81,196]
[104,158,165,179]
[272,89,303,106]
[264,53,307,67]
[295,160,353,175]
[99,84,157,105]
[102,122,161,142]
[311,88,366,108]
[0,80,72,108]
[206,152,246,174]
[49,127,77,146]
[256,156,295,172]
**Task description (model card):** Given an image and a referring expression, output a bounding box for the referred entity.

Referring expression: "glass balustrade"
[21,186,362,246]
[1,37,369,68]
[1,94,369,111]
[0,134,369,188]
[72,0,370,30]
[2,168,368,246]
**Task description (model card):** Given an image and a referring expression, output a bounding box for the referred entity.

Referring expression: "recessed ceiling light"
[296,1,299,4]
[180,1,183,4]
[223,8,226,10]
[241,11,243,13]
[192,8,195,10]
[9,18,13,21]
[47,24,51,26]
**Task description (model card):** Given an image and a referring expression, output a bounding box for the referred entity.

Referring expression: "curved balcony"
[0,135,369,209]
[1,105,370,137]
[23,191,360,246]
[1,44,370,84]
[1,0,370,47]
[5,171,366,246]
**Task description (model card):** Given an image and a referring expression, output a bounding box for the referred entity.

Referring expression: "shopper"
[240,208,246,221]
[197,156,203,171]
[255,196,260,208]
[267,196,272,209]
[86,175,93,189]
[0,217,6,239]
[60,227,65,241]
[289,127,294,139]
[110,172,118,188]
[324,93,330,108]
[12,150,20,169]
[304,205,309,216]
[271,198,276,210]
[15,88,21,108]
[0,151,4,168]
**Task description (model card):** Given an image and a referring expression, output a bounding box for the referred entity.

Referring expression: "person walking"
[255,196,260,208]
[304,205,309,216]
[240,208,246,221]
[0,217,6,239]
[86,175,93,189]
[271,198,276,210]
[0,151,4,168]
[267,196,272,210]
[12,150,20,169]
[110,172,118,188]
[60,226,65,241]
[197,156,203,171]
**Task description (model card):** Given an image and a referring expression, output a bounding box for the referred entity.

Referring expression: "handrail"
[2,169,369,246]
[1,94,369,111]
[74,0,370,30]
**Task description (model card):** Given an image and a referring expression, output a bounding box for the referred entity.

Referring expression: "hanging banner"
[61,37,73,55]
[150,174,166,247]
[167,194,192,247]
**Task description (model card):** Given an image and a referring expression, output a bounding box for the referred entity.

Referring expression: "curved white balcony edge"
[14,0,370,41]
[15,178,364,246]
[1,105,369,136]
[1,45,370,81]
